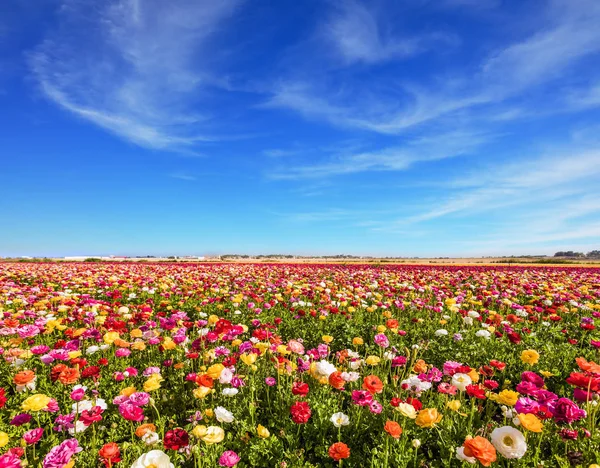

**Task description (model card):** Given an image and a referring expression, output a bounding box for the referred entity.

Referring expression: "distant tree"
[587,250,600,258]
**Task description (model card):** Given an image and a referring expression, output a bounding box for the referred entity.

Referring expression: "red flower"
[507,332,522,344]
[489,360,506,371]
[329,442,350,461]
[406,397,422,411]
[291,381,309,397]
[466,384,486,400]
[81,406,104,426]
[164,428,190,451]
[290,401,311,424]
[99,442,121,467]
[82,366,101,379]
[483,380,499,390]
[0,388,7,409]
[390,397,401,407]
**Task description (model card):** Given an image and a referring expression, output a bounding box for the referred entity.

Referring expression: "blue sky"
[1,0,600,257]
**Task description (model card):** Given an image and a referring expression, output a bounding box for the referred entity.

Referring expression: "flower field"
[1,262,600,467]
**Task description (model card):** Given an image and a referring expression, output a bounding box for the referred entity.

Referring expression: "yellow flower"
[162,337,176,350]
[347,307,356,313]
[143,374,163,392]
[208,315,219,326]
[240,353,257,366]
[415,408,442,428]
[204,409,214,419]
[22,394,51,412]
[120,386,137,397]
[540,370,554,378]
[322,335,334,344]
[365,355,381,366]
[193,387,212,399]
[131,341,146,351]
[255,343,269,353]
[192,425,207,438]
[439,319,448,325]
[518,413,543,433]
[467,369,480,383]
[201,426,225,444]
[446,400,461,412]
[395,403,417,419]
[376,325,386,333]
[0,432,9,448]
[257,425,270,438]
[521,349,540,365]
[103,331,120,345]
[352,337,364,346]
[130,329,143,338]
[231,339,242,348]
[68,351,82,359]
[490,389,519,406]
[276,345,290,355]
[206,364,225,379]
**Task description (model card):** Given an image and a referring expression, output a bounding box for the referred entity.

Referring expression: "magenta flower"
[43,439,82,468]
[118,403,144,422]
[23,427,44,445]
[219,450,241,467]
[551,398,587,424]
[0,453,21,468]
[351,390,373,407]
[265,377,276,386]
[374,333,389,348]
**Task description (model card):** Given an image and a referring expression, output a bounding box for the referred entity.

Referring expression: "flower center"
[503,436,514,447]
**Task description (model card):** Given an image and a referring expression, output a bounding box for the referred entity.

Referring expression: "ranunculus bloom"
[99,442,121,467]
[329,442,350,461]
[131,450,174,468]
[551,398,586,424]
[415,408,442,428]
[490,427,527,459]
[163,428,189,451]
[384,420,402,439]
[362,375,384,394]
[218,450,240,467]
[43,438,82,468]
[23,428,44,445]
[290,401,311,424]
[463,436,497,467]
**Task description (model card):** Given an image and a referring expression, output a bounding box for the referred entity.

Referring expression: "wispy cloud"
[29,0,242,152]
[324,0,456,65]
[169,173,197,181]
[267,0,600,133]
[268,129,494,179]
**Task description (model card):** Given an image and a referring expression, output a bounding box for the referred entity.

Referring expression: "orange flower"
[113,338,131,348]
[58,367,80,385]
[384,420,402,439]
[329,372,345,390]
[415,408,442,428]
[463,436,497,467]
[196,374,214,388]
[576,357,600,374]
[362,375,384,394]
[135,423,157,438]
[329,442,350,461]
[14,370,36,386]
[413,359,427,374]
[51,364,68,382]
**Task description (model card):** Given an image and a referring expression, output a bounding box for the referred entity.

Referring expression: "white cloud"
[169,173,197,181]
[268,0,600,133]
[29,0,242,152]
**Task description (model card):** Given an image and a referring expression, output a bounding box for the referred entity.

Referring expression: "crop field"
[1,262,599,467]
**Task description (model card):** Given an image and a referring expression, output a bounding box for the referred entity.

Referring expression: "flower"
[490,390,519,406]
[415,408,442,428]
[395,403,417,419]
[329,442,350,461]
[330,412,350,428]
[518,413,543,433]
[99,443,121,467]
[290,401,312,424]
[43,439,82,468]
[462,436,497,467]
[257,425,270,438]
[451,373,472,392]
[218,450,240,467]
[362,375,384,394]
[384,420,402,439]
[551,398,587,424]
[131,450,174,468]
[164,429,189,451]
[0,453,21,468]
[0,432,9,448]
[456,447,476,464]
[521,350,540,365]
[22,394,51,412]
[215,406,235,423]
[490,427,527,459]
[135,424,157,438]
[201,426,225,445]
[447,400,461,412]
[23,428,44,445]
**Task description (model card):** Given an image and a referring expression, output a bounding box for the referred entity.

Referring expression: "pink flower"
[351,390,373,406]
[287,340,305,354]
[369,400,383,414]
[23,428,44,445]
[374,333,389,348]
[265,377,276,386]
[118,403,144,422]
[551,398,587,424]
[70,388,85,402]
[43,439,82,468]
[115,348,131,358]
[0,453,21,468]
[219,450,241,467]
[443,361,462,376]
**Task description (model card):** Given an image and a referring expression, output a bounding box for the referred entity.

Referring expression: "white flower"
[456,447,476,464]
[490,426,527,459]
[475,330,491,339]
[131,450,174,468]
[451,373,472,392]
[68,420,88,435]
[222,388,239,397]
[142,431,161,446]
[412,439,421,448]
[435,329,448,336]
[86,346,100,355]
[330,412,350,427]
[214,406,235,423]
[400,375,432,394]
[73,398,107,414]
[313,360,337,379]
[349,360,363,370]
[341,372,360,382]
[219,368,234,384]
[463,316,474,326]
[467,311,480,319]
